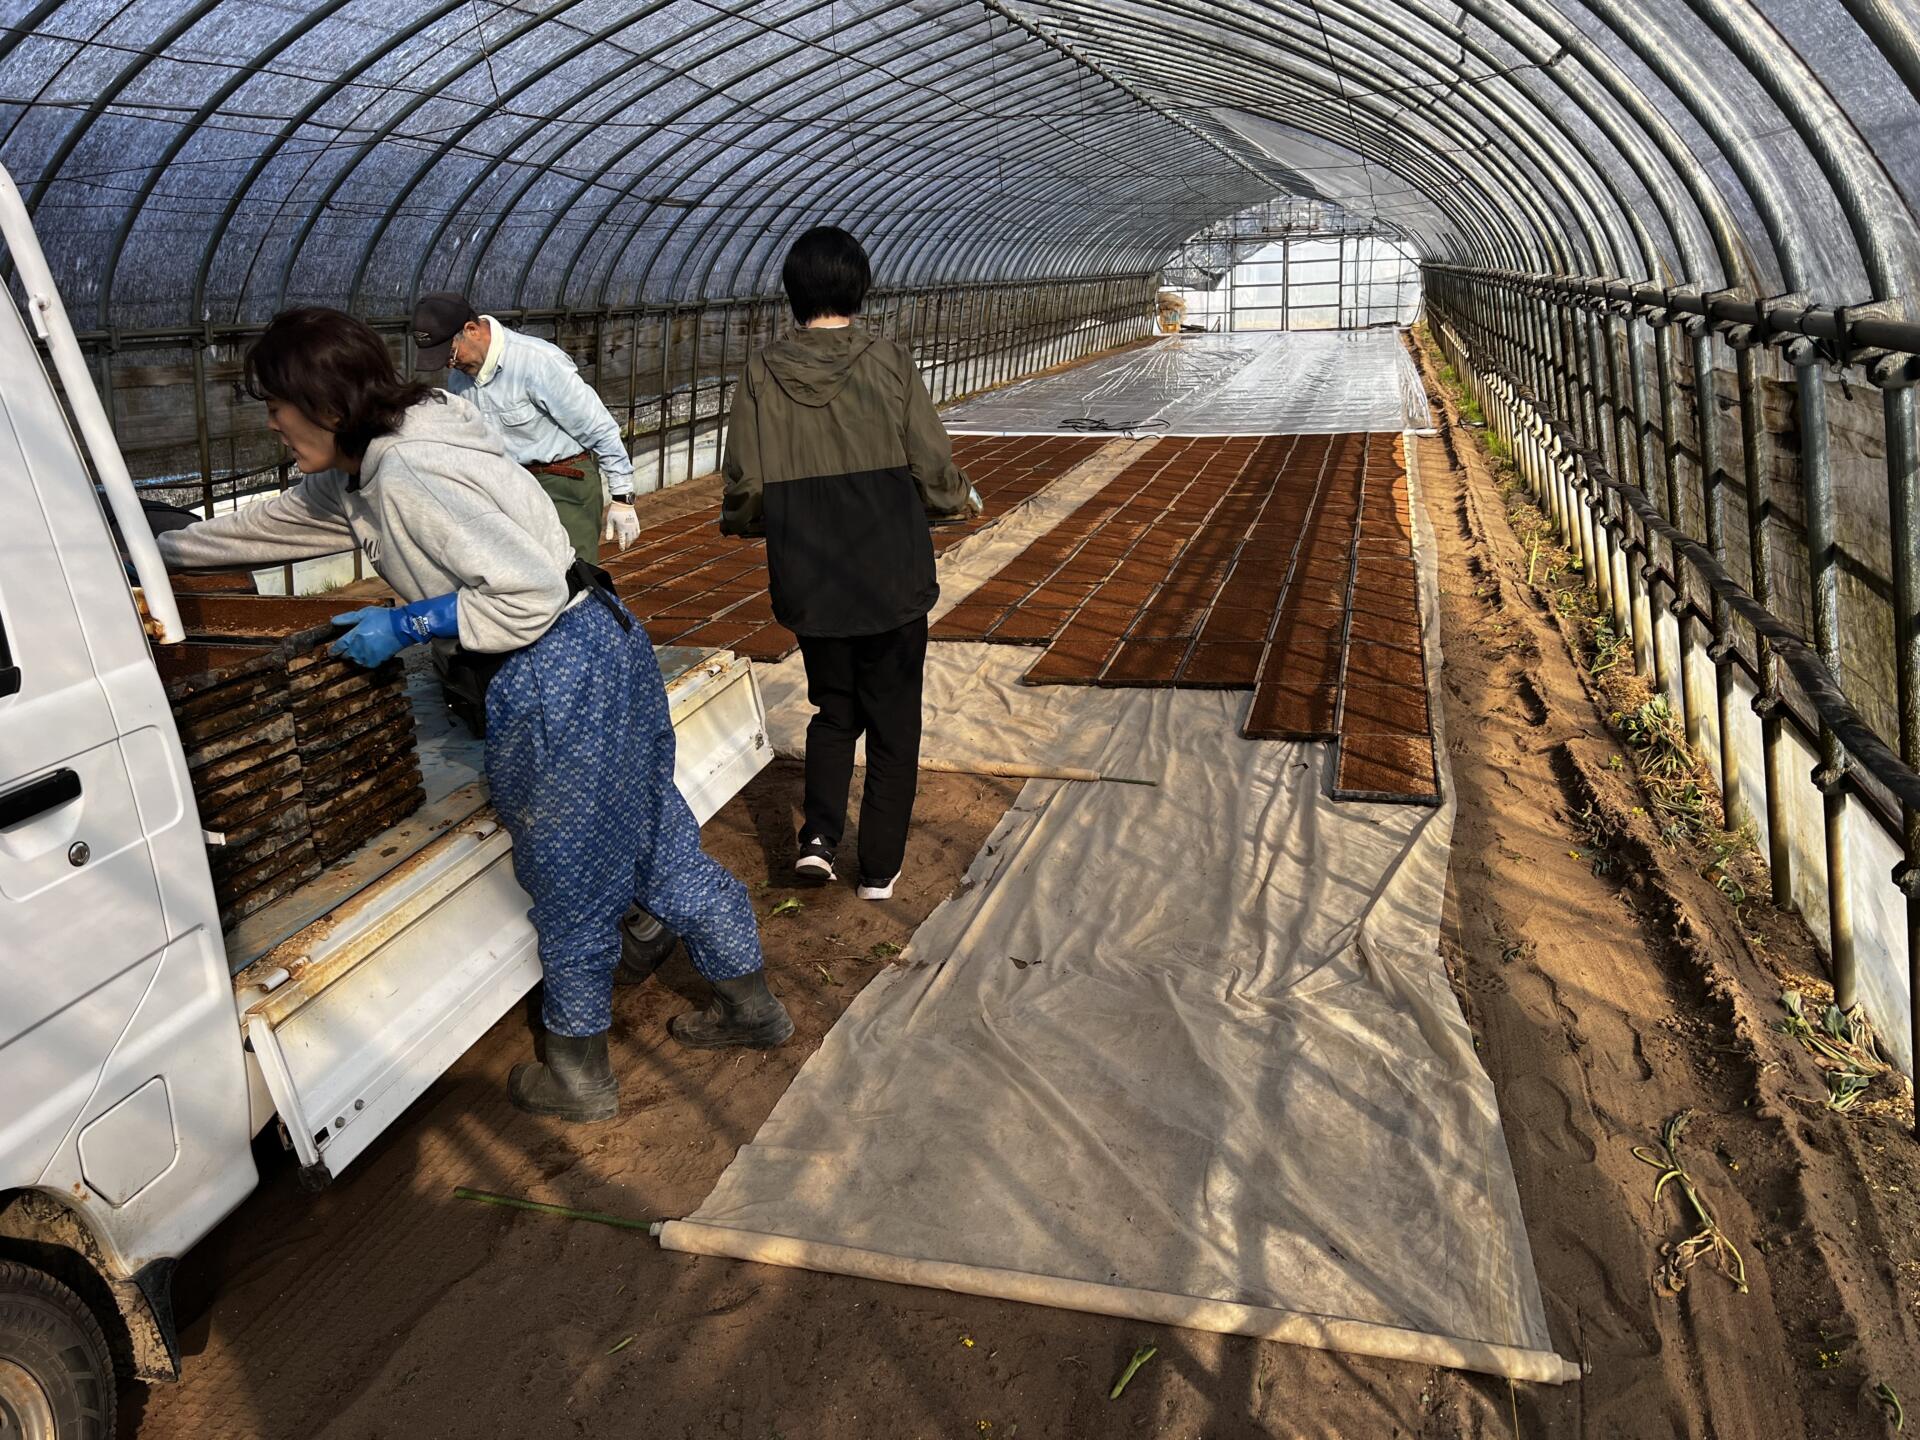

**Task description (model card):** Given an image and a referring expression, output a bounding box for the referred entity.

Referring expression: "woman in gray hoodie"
[157,308,791,1123]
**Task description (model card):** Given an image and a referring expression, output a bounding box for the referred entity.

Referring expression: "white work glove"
[601,499,640,552]
[964,483,984,518]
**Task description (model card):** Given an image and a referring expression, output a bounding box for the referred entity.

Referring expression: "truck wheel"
[0,1261,115,1440]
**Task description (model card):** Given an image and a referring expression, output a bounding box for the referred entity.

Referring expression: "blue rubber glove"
[329,593,459,668]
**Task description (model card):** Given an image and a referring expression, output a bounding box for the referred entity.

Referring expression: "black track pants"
[795,616,928,882]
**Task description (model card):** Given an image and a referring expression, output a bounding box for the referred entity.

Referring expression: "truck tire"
[0,1260,115,1440]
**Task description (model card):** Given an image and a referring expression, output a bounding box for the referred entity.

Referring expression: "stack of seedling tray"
[155,640,319,929]
[155,592,425,927]
[279,630,425,863]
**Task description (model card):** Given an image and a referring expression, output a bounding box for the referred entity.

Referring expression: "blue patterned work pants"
[485,598,764,1036]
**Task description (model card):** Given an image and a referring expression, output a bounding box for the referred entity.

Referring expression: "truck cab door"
[0,276,254,1282]
[0,385,170,1184]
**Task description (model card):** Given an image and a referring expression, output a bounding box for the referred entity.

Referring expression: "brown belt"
[527,451,589,480]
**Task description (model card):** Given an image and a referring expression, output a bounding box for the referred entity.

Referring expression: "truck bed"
[221,648,489,974]
[226,644,769,1183]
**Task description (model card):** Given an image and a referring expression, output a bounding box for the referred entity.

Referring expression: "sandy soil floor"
[121,362,1920,1440]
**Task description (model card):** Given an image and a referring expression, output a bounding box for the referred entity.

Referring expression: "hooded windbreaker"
[720,326,970,637]
[156,390,575,654]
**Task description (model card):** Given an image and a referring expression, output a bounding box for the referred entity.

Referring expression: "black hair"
[245,307,432,459]
[782,226,871,323]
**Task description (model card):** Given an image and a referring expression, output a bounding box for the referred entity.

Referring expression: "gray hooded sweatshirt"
[157,390,574,654]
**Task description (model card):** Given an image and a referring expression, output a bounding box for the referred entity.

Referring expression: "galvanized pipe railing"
[82,271,1158,506]
[1427,261,1920,1113]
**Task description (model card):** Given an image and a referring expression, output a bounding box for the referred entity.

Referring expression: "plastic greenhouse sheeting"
[939,330,1432,436]
[661,438,1579,1385]
[0,0,1285,328]
[1004,0,1920,303]
[4,1,1917,333]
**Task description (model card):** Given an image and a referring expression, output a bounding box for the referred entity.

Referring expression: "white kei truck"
[0,166,772,1438]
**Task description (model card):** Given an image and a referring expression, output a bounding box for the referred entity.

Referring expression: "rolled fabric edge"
[655,1220,1583,1385]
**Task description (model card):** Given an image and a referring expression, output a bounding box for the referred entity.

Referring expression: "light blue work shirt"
[446,318,636,498]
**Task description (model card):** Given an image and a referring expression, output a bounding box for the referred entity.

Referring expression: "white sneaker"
[856,872,899,902]
[793,836,836,885]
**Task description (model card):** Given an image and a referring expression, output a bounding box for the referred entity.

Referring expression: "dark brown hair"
[245,307,432,459]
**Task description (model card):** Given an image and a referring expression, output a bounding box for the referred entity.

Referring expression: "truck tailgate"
[232,646,769,1184]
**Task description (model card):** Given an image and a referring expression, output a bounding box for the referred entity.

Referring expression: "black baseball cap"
[410,292,477,370]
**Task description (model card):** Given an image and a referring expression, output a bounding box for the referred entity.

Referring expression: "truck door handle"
[0,609,16,697]
[0,768,81,829]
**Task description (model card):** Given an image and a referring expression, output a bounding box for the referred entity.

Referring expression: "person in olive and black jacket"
[721,226,979,901]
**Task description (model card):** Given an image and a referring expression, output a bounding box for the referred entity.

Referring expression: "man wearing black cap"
[411,292,640,563]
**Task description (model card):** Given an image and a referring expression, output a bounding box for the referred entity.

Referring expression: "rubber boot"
[508,1031,619,1122]
[615,905,681,986]
[668,971,795,1050]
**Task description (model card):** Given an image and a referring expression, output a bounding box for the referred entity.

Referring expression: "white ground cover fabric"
[661,436,1575,1383]
[938,330,1433,437]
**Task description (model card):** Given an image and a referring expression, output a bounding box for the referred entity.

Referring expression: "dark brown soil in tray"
[1195,607,1274,644]
[1346,609,1423,650]
[1177,642,1264,687]
[1125,606,1206,641]
[988,607,1073,643]
[1243,681,1337,739]
[1338,677,1431,736]
[1099,639,1191,685]
[1333,732,1439,802]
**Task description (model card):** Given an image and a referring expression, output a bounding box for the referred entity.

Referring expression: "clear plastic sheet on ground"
[661,438,1575,1383]
[938,330,1433,437]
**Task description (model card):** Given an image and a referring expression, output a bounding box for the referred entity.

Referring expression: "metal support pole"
[1796,349,1856,1009]
[1629,317,1667,688]
[905,289,924,373]
[955,289,974,397]
[1883,382,1920,1132]
[1601,310,1637,647]
[979,288,994,394]
[1019,284,1036,377]
[952,287,968,400]
[1014,284,1030,380]
[624,308,640,449]
[590,311,604,400]
[1566,306,1600,578]
[1553,302,1584,559]
[684,303,703,483]
[715,302,735,465]
[979,289,997,390]
[192,335,214,518]
[655,307,672,488]
[965,289,985,397]
[1696,328,1746,828]
[1014,284,1030,378]
[1002,287,1017,385]
[1280,236,1290,332]
[1736,340,1791,902]
[1583,308,1618,622]
[930,289,948,401]
[1658,323,1708,747]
